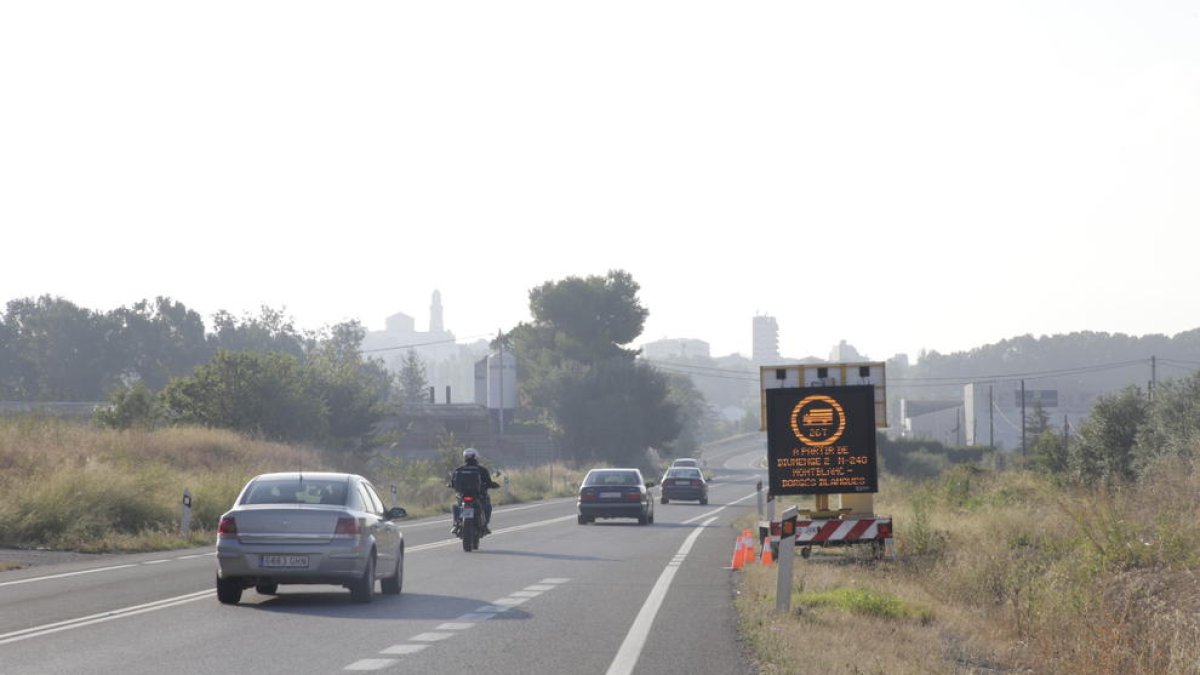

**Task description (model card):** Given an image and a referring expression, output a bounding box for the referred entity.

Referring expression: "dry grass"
[735,552,1026,674]
[0,416,328,551]
[736,461,1200,674]
[0,416,589,552]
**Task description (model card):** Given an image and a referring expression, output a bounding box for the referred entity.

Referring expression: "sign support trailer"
[758,362,894,560]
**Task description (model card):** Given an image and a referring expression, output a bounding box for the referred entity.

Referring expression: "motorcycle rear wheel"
[462,520,475,552]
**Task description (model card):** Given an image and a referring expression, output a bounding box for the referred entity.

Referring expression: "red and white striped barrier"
[795,518,890,544]
[759,517,894,558]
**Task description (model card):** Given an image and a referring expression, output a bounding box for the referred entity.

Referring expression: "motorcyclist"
[450,448,500,534]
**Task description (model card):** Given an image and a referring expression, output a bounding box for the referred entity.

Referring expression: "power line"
[642,356,1158,387]
[1159,357,1200,368]
[640,359,760,382]
[360,333,493,354]
[890,358,1148,385]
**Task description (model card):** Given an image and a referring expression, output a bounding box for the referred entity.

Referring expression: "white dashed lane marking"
[380,645,426,655]
[344,578,572,671]
[345,659,397,671]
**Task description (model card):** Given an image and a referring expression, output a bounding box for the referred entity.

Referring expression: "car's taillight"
[334,517,360,535]
[624,491,642,501]
[579,488,596,502]
[463,496,475,503]
[218,516,237,538]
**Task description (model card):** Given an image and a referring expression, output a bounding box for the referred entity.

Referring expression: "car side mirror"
[385,506,408,520]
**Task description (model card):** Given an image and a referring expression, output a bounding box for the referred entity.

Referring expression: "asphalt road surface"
[0,435,768,675]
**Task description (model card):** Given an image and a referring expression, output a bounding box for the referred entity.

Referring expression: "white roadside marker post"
[775,505,797,613]
[181,489,192,539]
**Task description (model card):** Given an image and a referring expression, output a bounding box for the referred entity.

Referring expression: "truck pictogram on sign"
[801,408,835,426]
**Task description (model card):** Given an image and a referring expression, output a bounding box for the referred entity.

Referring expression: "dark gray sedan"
[577,468,655,525]
[215,472,407,604]
[660,467,708,504]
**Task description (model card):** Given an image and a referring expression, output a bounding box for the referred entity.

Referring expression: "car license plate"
[599,492,621,499]
[261,555,308,568]
[461,507,474,519]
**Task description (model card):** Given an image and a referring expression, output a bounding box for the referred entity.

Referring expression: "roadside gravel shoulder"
[0,546,121,571]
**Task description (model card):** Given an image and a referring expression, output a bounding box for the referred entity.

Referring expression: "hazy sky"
[3,2,1197,362]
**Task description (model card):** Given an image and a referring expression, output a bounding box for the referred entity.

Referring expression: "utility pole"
[1020,380,1027,460]
[1063,415,1070,457]
[989,384,994,448]
[1150,356,1157,402]
[497,329,505,437]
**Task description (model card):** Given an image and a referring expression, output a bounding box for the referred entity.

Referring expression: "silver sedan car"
[216,472,407,604]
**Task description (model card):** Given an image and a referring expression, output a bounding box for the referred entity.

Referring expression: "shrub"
[94,383,163,430]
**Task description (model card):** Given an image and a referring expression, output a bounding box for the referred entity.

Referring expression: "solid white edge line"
[604,516,718,675]
[0,564,140,588]
[0,589,213,645]
[1,552,216,588]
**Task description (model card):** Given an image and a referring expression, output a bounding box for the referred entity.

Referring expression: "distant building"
[429,290,445,334]
[900,399,964,446]
[361,290,488,403]
[642,338,711,360]
[752,315,780,364]
[964,383,1085,450]
[829,340,866,363]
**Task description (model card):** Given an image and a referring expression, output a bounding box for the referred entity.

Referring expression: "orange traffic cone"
[760,537,774,565]
[740,529,756,565]
[730,533,747,569]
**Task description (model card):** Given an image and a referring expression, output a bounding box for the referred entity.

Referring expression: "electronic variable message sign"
[766,385,878,495]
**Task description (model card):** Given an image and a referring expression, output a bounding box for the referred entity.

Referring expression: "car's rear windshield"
[243,478,349,505]
[666,468,703,479]
[672,460,699,467]
[583,471,641,487]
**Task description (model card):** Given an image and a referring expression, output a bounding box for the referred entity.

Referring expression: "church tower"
[430,290,444,334]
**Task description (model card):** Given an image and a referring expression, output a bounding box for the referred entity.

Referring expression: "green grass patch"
[796,586,934,623]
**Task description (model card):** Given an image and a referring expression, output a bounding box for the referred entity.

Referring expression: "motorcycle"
[453,492,485,552]
[450,469,499,552]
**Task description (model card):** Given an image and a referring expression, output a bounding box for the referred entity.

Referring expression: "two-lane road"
[0,437,768,675]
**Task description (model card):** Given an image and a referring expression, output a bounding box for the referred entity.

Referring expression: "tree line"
[3,272,706,468]
[890,330,1200,404]
[0,296,321,400]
